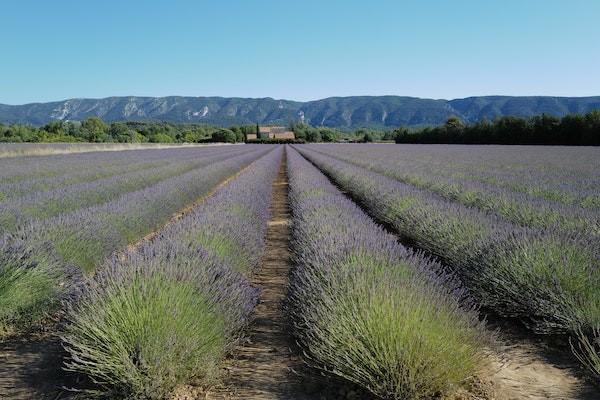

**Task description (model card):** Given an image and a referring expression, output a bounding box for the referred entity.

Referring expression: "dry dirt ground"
[0,332,76,399]
[483,326,600,400]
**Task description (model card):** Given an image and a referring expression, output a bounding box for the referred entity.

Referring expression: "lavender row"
[0,145,225,183]
[27,145,272,271]
[0,146,253,231]
[0,146,272,333]
[309,144,600,208]
[304,144,600,235]
[294,146,600,337]
[286,147,488,399]
[0,145,245,201]
[61,146,283,398]
[0,234,82,335]
[0,157,169,202]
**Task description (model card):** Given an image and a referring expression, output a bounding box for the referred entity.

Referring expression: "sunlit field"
[0,143,598,399]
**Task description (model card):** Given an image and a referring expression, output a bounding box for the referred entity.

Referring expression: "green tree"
[109,122,137,142]
[305,128,322,142]
[43,121,66,137]
[81,117,108,142]
[393,127,410,143]
[362,132,375,142]
[445,116,464,131]
[320,128,338,142]
[150,133,174,143]
[212,129,237,143]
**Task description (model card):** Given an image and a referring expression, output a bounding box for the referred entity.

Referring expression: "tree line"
[1,111,599,145]
[0,118,258,144]
[393,111,600,145]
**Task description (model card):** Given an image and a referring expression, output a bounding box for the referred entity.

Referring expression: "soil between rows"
[0,333,76,399]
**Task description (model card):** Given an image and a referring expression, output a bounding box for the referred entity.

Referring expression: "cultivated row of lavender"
[308,144,600,209]
[304,144,600,235]
[0,157,169,202]
[0,146,272,333]
[0,146,253,231]
[0,145,246,200]
[61,147,283,398]
[27,146,272,271]
[0,145,218,183]
[286,147,488,399]
[0,234,82,335]
[293,146,600,378]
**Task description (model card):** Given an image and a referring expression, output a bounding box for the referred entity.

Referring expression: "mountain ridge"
[2,95,600,128]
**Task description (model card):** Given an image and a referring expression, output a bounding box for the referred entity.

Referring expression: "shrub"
[573,327,600,379]
[62,248,251,399]
[0,236,79,334]
[211,129,237,143]
[0,146,269,335]
[476,231,600,333]
[295,146,600,329]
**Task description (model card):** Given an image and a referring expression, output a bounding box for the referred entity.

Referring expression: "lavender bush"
[304,144,600,210]
[286,147,488,399]
[0,145,236,185]
[573,327,600,380]
[0,142,219,158]
[61,147,282,398]
[0,148,187,199]
[0,234,81,333]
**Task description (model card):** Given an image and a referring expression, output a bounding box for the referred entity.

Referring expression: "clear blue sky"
[1,0,599,104]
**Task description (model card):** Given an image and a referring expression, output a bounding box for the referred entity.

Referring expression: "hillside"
[1,95,600,128]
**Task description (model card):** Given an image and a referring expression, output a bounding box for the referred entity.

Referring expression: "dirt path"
[484,327,599,400]
[201,148,316,399]
[0,334,75,399]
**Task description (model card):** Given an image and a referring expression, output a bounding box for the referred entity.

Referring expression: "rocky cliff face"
[2,95,599,128]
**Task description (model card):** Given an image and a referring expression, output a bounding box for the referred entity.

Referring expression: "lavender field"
[1,143,599,399]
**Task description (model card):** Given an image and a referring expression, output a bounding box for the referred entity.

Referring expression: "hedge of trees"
[2,111,599,145]
[290,113,600,145]
[289,123,341,142]
[394,111,600,145]
[0,118,258,144]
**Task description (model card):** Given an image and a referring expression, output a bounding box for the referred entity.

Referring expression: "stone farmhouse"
[258,126,295,140]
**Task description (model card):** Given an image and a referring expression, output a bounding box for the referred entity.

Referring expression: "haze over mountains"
[1,95,600,128]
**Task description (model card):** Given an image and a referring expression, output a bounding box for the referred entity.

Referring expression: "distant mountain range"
[1,95,600,129]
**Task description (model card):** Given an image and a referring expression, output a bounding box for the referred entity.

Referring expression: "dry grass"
[0,142,238,158]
